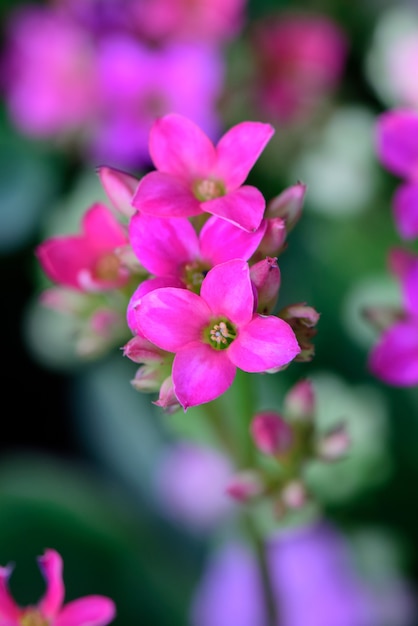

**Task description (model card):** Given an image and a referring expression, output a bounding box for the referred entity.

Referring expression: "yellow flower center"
[20,609,49,626]
[193,178,225,202]
[205,319,237,350]
[94,252,121,282]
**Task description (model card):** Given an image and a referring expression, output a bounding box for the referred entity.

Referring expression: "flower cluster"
[366,109,418,386]
[1,0,245,170]
[36,112,319,411]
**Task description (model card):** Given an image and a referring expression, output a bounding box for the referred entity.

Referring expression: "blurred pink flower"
[36,203,130,292]
[91,38,225,168]
[132,113,274,232]
[249,12,348,123]
[368,250,418,386]
[0,549,115,626]
[375,108,418,239]
[2,6,98,137]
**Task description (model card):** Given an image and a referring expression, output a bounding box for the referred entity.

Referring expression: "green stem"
[243,511,279,626]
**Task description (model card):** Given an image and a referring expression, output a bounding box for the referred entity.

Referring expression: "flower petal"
[97,166,138,218]
[228,315,300,372]
[393,181,418,240]
[173,343,236,409]
[82,203,128,251]
[38,549,65,618]
[376,109,418,180]
[0,565,19,622]
[36,237,94,289]
[132,171,201,218]
[54,596,116,626]
[201,259,254,326]
[203,186,266,232]
[215,121,275,189]
[403,261,418,317]
[368,320,418,386]
[129,213,199,276]
[200,216,266,265]
[127,276,184,333]
[136,288,210,352]
[149,113,217,180]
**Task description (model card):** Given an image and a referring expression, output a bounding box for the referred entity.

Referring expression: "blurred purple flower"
[191,522,415,626]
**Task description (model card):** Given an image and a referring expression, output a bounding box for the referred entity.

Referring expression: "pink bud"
[281,480,307,510]
[131,363,164,392]
[265,182,307,231]
[153,376,181,414]
[98,165,139,218]
[284,379,315,421]
[250,257,281,314]
[250,411,293,456]
[122,334,166,364]
[317,423,350,461]
[257,217,287,257]
[225,471,263,502]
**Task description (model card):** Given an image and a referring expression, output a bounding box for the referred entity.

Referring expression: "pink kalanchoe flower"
[36,203,130,292]
[368,252,418,386]
[128,213,266,293]
[131,259,300,409]
[375,108,418,239]
[3,6,98,138]
[0,548,115,626]
[249,12,348,123]
[132,113,275,232]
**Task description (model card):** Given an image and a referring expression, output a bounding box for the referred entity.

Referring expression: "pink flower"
[375,109,418,239]
[368,250,418,386]
[0,549,115,626]
[249,12,348,122]
[3,6,98,137]
[132,113,274,232]
[128,213,266,292]
[91,38,225,169]
[36,203,130,292]
[131,259,300,409]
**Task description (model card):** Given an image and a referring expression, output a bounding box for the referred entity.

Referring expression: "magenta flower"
[36,203,130,292]
[132,113,274,232]
[375,108,418,239]
[249,12,348,123]
[128,213,266,292]
[131,259,300,409]
[368,252,418,385]
[0,549,115,626]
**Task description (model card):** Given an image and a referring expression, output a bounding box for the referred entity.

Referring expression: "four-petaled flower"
[131,113,274,232]
[0,549,115,626]
[131,259,300,409]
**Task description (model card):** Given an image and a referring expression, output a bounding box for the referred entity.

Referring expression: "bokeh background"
[1,0,418,624]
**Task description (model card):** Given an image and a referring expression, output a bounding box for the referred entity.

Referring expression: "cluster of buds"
[36,112,320,411]
[226,379,350,519]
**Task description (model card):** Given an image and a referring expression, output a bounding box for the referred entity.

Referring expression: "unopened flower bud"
[153,376,182,414]
[225,471,263,502]
[98,165,139,218]
[122,334,166,364]
[131,363,164,392]
[284,379,315,422]
[317,423,350,461]
[281,480,308,510]
[257,218,287,257]
[265,182,307,231]
[250,411,293,456]
[250,257,281,314]
[279,303,320,362]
